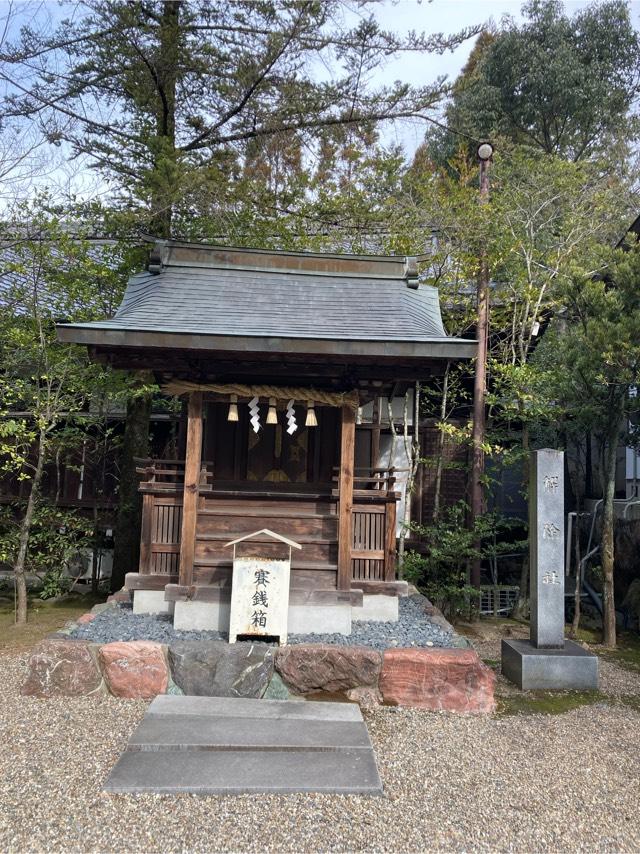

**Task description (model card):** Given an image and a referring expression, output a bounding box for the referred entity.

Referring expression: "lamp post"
[470,142,493,589]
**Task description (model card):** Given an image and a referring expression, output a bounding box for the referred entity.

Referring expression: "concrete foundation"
[173,600,230,632]
[501,638,599,691]
[353,594,399,623]
[286,603,352,636]
[133,590,175,616]
[173,600,353,636]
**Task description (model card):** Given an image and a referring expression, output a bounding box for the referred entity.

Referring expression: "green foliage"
[0,503,93,595]
[39,566,72,600]
[535,242,640,447]
[427,0,640,164]
[404,502,519,619]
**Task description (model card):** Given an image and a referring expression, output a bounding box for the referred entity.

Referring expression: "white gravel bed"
[1,652,640,853]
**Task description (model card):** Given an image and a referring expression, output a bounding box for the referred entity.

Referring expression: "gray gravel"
[1,651,640,853]
[72,608,226,644]
[70,595,457,650]
[289,596,456,650]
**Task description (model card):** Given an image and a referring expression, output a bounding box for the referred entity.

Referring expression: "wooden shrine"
[58,239,474,630]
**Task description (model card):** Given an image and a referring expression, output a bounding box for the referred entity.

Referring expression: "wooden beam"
[125,572,178,591]
[351,579,408,597]
[178,391,203,588]
[337,404,356,591]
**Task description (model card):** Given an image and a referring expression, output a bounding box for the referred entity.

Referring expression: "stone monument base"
[501,638,598,691]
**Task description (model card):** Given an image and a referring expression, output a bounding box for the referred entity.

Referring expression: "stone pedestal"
[133,590,175,616]
[502,639,599,691]
[501,449,599,691]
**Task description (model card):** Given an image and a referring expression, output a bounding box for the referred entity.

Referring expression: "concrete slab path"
[104,695,383,796]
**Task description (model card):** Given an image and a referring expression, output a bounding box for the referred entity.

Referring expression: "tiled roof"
[59,241,456,344]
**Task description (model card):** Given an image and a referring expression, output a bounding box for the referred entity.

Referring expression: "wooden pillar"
[337,405,355,591]
[178,392,203,588]
[384,497,398,581]
[139,493,154,574]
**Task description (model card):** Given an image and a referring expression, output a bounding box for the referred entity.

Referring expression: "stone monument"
[226,529,301,645]
[502,448,599,690]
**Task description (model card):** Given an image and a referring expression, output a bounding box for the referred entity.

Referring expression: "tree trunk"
[601,427,618,648]
[13,428,46,625]
[570,504,582,639]
[149,0,180,239]
[111,392,151,592]
[117,1,179,592]
[512,423,531,620]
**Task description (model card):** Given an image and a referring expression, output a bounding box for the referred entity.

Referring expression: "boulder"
[21,639,103,697]
[276,644,382,695]
[346,685,382,708]
[107,588,132,605]
[99,641,168,698]
[91,602,117,615]
[76,613,97,624]
[168,641,274,698]
[263,672,294,701]
[379,647,495,714]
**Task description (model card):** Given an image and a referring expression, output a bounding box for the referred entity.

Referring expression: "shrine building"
[57,239,475,634]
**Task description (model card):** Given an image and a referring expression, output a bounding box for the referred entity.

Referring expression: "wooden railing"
[136,459,399,585]
[333,466,399,582]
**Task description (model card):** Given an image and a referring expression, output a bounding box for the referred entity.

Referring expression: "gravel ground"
[70,596,457,650]
[1,651,640,853]
[466,623,640,698]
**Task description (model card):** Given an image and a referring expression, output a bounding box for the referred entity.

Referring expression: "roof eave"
[57,324,477,361]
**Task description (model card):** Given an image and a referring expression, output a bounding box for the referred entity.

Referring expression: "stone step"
[104,747,383,795]
[128,714,371,751]
[104,695,382,796]
[147,694,362,721]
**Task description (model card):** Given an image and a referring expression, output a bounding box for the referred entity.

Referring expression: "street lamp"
[477,142,494,161]
[469,141,493,588]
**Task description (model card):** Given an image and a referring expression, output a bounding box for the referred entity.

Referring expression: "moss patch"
[497,689,607,717]
[598,633,640,674]
[0,594,105,653]
[618,694,640,713]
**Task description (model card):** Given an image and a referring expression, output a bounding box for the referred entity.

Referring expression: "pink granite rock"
[276,644,382,695]
[76,613,97,624]
[379,648,496,714]
[21,639,103,697]
[99,641,168,698]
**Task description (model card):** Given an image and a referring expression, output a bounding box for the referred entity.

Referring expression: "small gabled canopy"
[224,529,302,549]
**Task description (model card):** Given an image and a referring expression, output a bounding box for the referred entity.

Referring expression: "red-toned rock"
[380,648,496,714]
[21,639,103,697]
[276,644,382,695]
[107,588,132,604]
[99,641,168,698]
[76,613,97,624]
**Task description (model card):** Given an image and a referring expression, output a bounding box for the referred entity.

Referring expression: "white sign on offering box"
[225,529,301,645]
